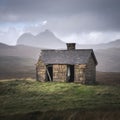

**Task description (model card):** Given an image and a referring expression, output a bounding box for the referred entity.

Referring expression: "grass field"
[0,80,120,119]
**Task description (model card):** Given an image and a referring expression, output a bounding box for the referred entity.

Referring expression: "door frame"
[67,65,74,82]
[46,65,53,81]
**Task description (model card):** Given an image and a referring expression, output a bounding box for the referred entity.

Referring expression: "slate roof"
[39,49,97,65]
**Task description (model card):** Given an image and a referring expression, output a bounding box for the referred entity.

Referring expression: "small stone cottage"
[36,43,98,84]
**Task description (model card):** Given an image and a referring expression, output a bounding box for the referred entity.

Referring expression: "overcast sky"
[0,0,120,45]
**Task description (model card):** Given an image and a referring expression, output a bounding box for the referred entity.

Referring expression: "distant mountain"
[95,48,120,72]
[77,39,120,49]
[17,29,120,49]
[77,39,120,72]
[0,43,40,59]
[0,42,11,48]
[0,38,120,77]
[95,39,120,49]
[17,33,35,46]
[17,29,66,49]
[107,39,120,46]
[0,43,41,78]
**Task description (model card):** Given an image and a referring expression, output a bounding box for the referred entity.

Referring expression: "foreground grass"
[0,80,120,116]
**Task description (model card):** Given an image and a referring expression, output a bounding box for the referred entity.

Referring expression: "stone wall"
[85,55,96,84]
[36,55,96,84]
[74,64,86,83]
[53,64,67,82]
[36,60,46,82]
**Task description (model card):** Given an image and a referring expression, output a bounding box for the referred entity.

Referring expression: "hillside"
[77,39,120,49]
[0,43,11,48]
[17,33,35,46]
[0,56,36,79]
[95,48,120,72]
[0,43,40,79]
[0,43,40,59]
[17,29,66,49]
[0,39,120,79]
[0,80,120,120]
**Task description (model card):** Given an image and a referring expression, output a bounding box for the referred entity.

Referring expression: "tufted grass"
[0,80,120,116]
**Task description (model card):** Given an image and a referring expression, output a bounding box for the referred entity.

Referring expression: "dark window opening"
[67,65,74,82]
[46,65,53,81]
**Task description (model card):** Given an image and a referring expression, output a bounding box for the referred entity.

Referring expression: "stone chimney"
[66,43,76,50]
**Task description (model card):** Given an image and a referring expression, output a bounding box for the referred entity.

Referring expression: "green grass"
[0,80,120,116]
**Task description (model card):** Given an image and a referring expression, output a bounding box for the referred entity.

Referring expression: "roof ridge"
[42,49,93,51]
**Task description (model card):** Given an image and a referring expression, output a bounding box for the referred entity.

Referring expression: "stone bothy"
[36,43,98,84]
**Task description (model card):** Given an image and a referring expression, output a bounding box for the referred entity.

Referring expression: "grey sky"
[0,0,120,45]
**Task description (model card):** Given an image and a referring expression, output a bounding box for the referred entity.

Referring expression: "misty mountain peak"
[17,30,65,48]
[37,29,54,37]
[18,33,34,39]
[44,29,52,33]
[17,33,35,45]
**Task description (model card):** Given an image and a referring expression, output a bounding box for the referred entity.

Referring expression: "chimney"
[66,43,76,50]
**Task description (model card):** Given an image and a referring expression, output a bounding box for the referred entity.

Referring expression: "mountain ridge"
[17,29,66,49]
[0,38,120,72]
[76,39,120,49]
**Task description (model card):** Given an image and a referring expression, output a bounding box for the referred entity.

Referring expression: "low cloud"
[0,0,120,45]
[0,27,21,45]
[59,32,120,44]
[42,20,47,25]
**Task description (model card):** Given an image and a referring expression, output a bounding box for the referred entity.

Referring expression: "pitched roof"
[39,49,97,65]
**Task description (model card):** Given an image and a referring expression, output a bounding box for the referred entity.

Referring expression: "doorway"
[46,65,53,81]
[67,65,74,82]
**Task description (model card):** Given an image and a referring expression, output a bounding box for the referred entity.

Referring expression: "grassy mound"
[0,80,120,116]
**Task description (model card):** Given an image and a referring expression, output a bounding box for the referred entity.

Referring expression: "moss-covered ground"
[0,80,120,117]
